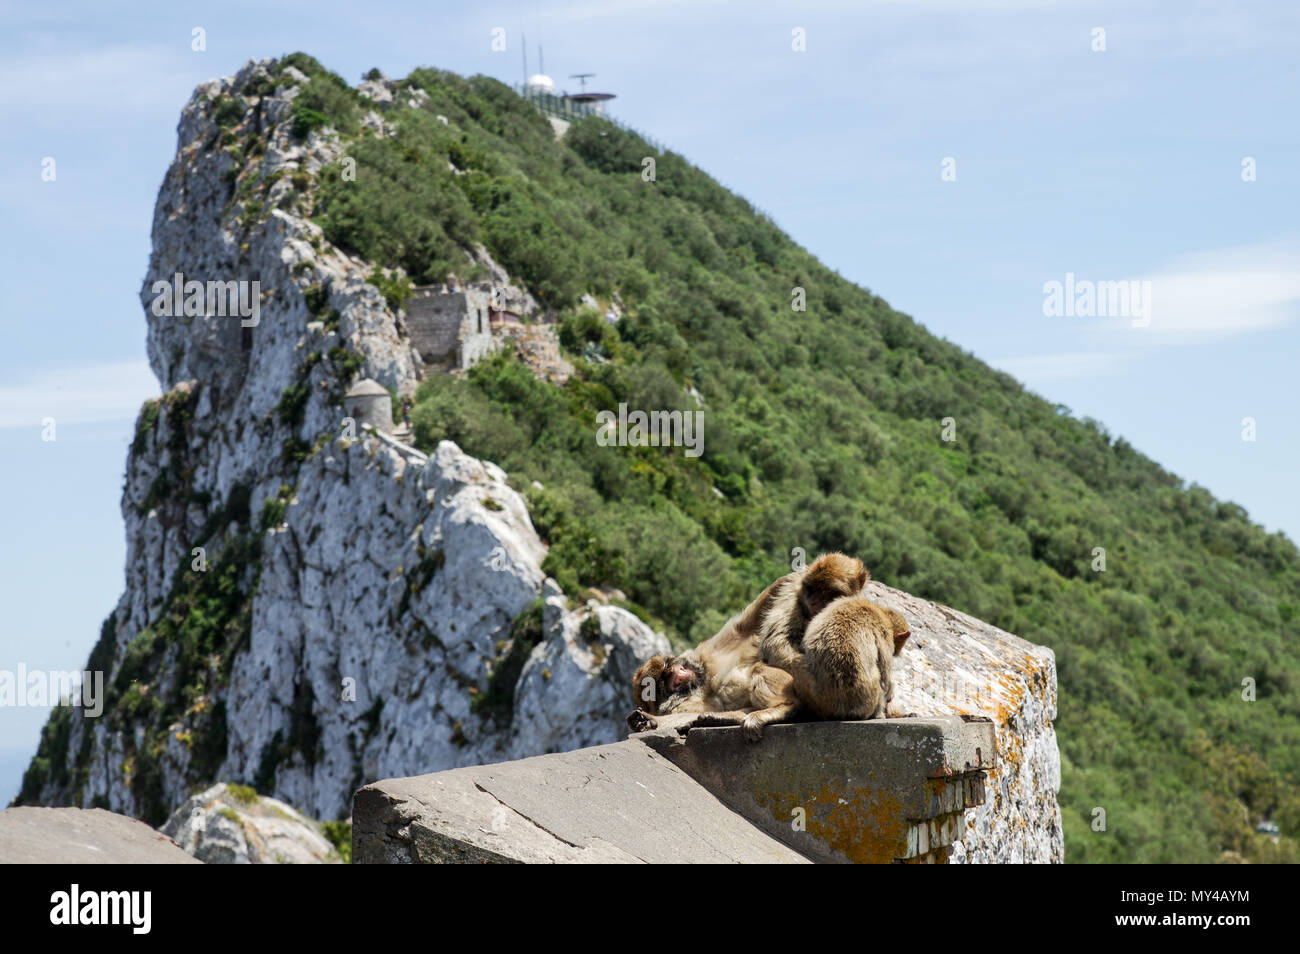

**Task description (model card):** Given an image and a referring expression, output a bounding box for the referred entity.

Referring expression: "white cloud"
[0,360,158,430]
[1114,242,1300,341]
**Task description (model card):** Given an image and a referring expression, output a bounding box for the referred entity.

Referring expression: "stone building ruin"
[405,283,502,373]
[403,277,572,384]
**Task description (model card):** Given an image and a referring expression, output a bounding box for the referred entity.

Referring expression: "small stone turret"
[344,378,393,433]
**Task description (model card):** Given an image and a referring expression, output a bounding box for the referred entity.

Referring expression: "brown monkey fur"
[629,552,869,740]
[783,597,911,720]
[627,650,796,740]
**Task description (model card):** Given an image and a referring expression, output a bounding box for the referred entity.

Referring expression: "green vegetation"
[259,497,286,531]
[16,705,72,801]
[367,267,413,311]
[213,95,246,129]
[226,783,258,805]
[472,599,546,728]
[321,819,353,863]
[288,56,1300,863]
[279,53,359,140]
[132,399,160,455]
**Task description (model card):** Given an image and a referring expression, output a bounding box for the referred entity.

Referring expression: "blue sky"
[2,0,1297,803]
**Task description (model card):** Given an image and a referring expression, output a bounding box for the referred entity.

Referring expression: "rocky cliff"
[18,58,666,824]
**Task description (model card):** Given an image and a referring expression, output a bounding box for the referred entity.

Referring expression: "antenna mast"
[522,33,527,86]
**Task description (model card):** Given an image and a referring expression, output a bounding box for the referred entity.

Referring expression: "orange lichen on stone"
[752,784,908,865]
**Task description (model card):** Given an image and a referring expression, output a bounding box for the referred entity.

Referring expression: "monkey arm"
[627,710,727,735]
[692,702,800,741]
[759,631,804,674]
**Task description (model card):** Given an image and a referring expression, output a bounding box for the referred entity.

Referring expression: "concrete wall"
[405,288,465,368]
[871,580,1063,863]
[352,717,997,864]
[458,287,497,370]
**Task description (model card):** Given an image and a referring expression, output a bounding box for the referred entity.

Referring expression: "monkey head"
[883,607,911,656]
[631,653,703,714]
[798,552,870,620]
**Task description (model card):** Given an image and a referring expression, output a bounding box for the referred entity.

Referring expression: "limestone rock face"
[509,597,667,758]
[868,581,1063,863]
[161,783,339,863]
[23,58,668,825]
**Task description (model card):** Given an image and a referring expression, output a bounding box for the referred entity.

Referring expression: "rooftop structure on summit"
[566,73,616,115]
[517,42,617,121]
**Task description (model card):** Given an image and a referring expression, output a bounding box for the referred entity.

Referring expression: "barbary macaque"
[782,596,912,720]
[628,649,798,740]
[628,552,871,739]
[752,551,870,655]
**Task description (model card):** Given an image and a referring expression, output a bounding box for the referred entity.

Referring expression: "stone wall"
[872,580,1063,862]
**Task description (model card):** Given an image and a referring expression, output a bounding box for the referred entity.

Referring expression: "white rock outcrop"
[161,782,340,863]
[28,58,667,824]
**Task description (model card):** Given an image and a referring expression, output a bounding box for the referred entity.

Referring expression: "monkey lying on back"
[627,650,797,740]
[629,552,879,739]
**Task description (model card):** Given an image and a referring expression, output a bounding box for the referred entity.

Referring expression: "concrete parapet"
[353,740,807,863]
[638,716,994,863]
[352,716,995,864]
[0,807,199,864]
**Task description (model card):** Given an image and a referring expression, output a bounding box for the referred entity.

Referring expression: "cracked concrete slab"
[0,807,199,864]
[353,740,809,863]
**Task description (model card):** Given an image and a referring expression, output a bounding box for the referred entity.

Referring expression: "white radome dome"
[525,74,556,95]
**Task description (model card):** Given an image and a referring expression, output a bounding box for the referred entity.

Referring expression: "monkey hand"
[626,709,657,733]
[739,714,766,742]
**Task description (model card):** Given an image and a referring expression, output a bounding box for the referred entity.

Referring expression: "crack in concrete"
[471,782,588,852]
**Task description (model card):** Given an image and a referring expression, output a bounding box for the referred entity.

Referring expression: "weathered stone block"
[869,581,1063,862]
[637,716,994,864]
[353,741,808,864]
[0,807,199,864]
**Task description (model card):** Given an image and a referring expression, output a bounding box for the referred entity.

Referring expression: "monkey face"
[631,654,703,714]
[654,657,704,716]
[662,658,701,694]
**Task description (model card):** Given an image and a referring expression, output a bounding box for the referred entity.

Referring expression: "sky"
[1,0,1297,803]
